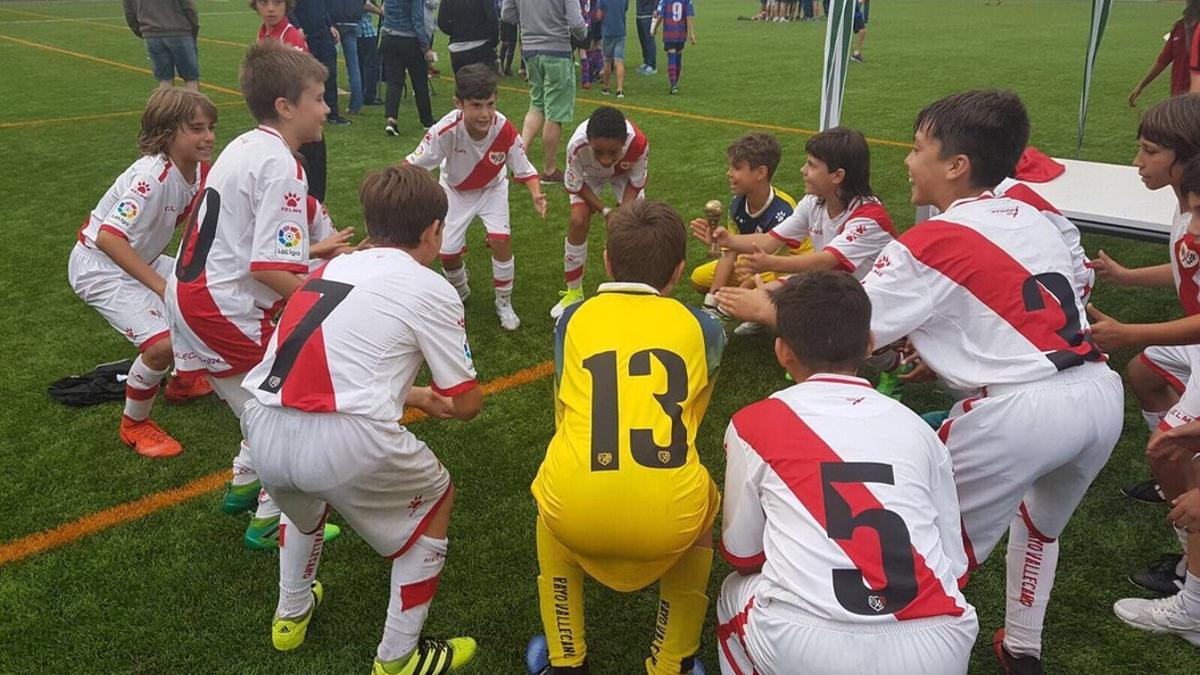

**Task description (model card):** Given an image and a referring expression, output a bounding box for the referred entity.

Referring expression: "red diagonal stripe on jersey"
[1001,183,1061,216]
[900,219,1097,362]
[847,201,897,237]
[454,119,518,191]
[175,270,272,376]
[733,398,964,620]
[613,122,648,180]
[276,265,337,411]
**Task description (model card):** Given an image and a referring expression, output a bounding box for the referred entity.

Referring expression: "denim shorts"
[601,35,625,61]
[145,35,200,82]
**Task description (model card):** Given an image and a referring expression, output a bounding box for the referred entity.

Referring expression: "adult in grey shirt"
[123,0,200,90]
[501,0,587,182]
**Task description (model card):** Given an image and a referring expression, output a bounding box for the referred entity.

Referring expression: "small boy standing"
[165,40,338,549]
[652,0,694,94]
[552,106,649,318]
[68,88,217,458]
[598,0,629,98]
[405,64,547,330]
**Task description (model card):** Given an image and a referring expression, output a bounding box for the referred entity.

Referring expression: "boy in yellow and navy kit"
[528,200,725,675]
[689,133,812,319]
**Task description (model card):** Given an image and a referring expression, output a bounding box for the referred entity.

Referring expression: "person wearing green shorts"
[501,0,588,182]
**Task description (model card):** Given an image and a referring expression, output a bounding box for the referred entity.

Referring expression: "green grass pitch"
[0,0,1196,672]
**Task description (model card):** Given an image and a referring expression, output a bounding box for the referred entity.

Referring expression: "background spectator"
[292,0,352,125]
[502,0,588,182]
[635,0,656,74]
[123,0,200,90]
[438,0,500,73]
[331,0,368,114]
[359,1,384,105]
[381,0,436,136]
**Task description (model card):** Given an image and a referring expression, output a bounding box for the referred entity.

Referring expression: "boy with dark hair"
[166,40,339,549]
[69,88,217,458]
[718,90,1123,673]
[552,105,649,318]
[242,163,483,673]
[717,271,977,675]
[527,199,724,675]
[405,64,546,330]
[687,132,806,322]
[694,126,893,283]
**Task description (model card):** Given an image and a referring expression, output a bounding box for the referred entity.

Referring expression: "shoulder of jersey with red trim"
[624,121,648,161]
[847,200,896,236]
[1000,182,1061,216]
[437,110,463,136]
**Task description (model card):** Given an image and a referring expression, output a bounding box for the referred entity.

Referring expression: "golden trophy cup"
[703,199,724,258]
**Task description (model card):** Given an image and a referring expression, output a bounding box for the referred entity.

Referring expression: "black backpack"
[48,359,133,407]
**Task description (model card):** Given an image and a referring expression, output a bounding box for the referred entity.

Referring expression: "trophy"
[702,199,724,258]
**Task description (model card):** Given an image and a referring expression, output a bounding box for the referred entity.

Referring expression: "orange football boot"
[119,416,183,458]
[164,373,213,403]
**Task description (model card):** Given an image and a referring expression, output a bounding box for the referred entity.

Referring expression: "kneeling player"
[68,87,217,458]
[241,165,484,673]
[529,201,725,674]
[717,272,977,675]
[551,106,650,318]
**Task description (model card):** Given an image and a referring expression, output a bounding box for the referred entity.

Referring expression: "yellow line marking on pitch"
[0,6,248,47]
[0,10,911,151]
[0,360,555,567]
[0,33,243,97]
[0,100,244,130]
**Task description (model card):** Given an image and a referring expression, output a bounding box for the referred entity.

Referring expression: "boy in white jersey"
[241,164,483,674]
[165,41,339,549]
[68,88,217,458]
[693,127,894,283]
[405,64,547,330]
[551,105,649,319]
[718,272,977,675]
[717,90,1124,674]
[1086,97,1200,595]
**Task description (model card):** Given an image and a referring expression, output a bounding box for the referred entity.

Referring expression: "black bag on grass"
[48,359,133,407]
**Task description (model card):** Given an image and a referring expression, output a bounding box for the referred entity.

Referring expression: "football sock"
[255,489,281,520]
[647,544,712,675]
[123,355,167,422]
[493,255,514,300]
[277,511,326,619]
[1141,409,1166,433]
[667,51,681,87]
[378,535,448,662]
[231,440,259,487]
[564,240,588,290]
[444,265,468,292]
[1185,572,1200,621]
[535,515,588,668]
[587,50,603,83]
[1003,512,1058,659]
[580,53,591,84]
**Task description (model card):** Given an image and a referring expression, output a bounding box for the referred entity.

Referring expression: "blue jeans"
[144,35,199,82]
[635,16,655,68]
[337,23,363,113]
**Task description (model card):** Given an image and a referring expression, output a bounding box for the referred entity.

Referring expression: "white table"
[916,158,1177,242]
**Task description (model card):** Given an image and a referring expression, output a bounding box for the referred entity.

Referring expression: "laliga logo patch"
[282,192,303,213]
[489,151,506,166]
[114,199,140,224]
[276,223,303,259]
[868,595,886,612]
